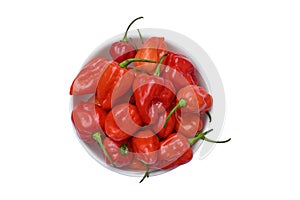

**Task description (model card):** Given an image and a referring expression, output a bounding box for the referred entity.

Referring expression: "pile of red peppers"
[70,17,231,182]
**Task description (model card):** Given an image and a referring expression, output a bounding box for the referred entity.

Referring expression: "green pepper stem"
[164,98,187,127]
[153,54,168,76]
[121,16,143,42]
[119,58,156,68]
[203,137,231,143]
[129,37,138,51]
[120,144,129,156]
[139,164,149,183]
[137,29,144,44]
[92,132,115,167]
[188,129,231,146]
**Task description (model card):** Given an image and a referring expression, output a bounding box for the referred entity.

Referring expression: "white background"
[1,0,299,199]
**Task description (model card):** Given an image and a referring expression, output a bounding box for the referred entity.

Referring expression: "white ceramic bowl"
[70,28,226,177]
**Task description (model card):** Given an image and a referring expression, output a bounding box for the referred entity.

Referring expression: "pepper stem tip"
[139,165,149,183]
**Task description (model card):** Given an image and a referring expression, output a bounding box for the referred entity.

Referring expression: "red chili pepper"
[156,129,231,170]
[70,57,108,95]
[110,17,143,63]
[160,148,193,170]
[158,133,190,164]
[175,113,203,138]
[71,102,107,143]
[177,85,213,114]
[96,58,156,110]
[105,103,143,141]
[133,54,175,124]
[164,85,213,126]
[153,133,192,170]
[132,130,159,165]
[134,37,167,74]
[163,52,198,91]
[103,137,133,168]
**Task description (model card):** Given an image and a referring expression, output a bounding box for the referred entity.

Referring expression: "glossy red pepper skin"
[109,16,143,63]
[175,113,203,138]
[132,130,159,165]
[163,52,198,91]
[132,73,175,124]
[110,42,136,63]
[71,102,107,143]
[158,133,190,163]
[70,57,108,95]
[96,61,134,110]
[105,103,143,141]
[134,37,167,74]
[103,137,133,168]
[152,109,176,138]
[177,85,213,114]
[160,148,193,170]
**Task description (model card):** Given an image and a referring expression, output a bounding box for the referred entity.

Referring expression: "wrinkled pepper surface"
[134,37,167,74]
[105,103,143,141]
[103,137,133,167]
[96,58,156,110]
[133,54,175,124]
[163,52,198,91]
[71,102,107,143]
[70,57,108,95]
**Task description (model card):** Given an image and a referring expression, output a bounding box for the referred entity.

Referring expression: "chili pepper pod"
[96,58,156,110]
[110,17,143,63]
[133,54,175,124]
[132,74,175,124]
[163,52,198,91]
[153,133,191,170]
[156,129,231,170]
[105,103,143,141]
[177,85,213,114]
[161,148,193,170]
[71,102,107,143]
[158,133,190,163]
[164,85,212,127]
[103,137,133,168]
[132,130,160,165]
[175,113,203,138]
[70,57,109,95]
[134,37,167,74]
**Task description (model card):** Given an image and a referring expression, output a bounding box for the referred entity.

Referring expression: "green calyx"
[120,144,129,156]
